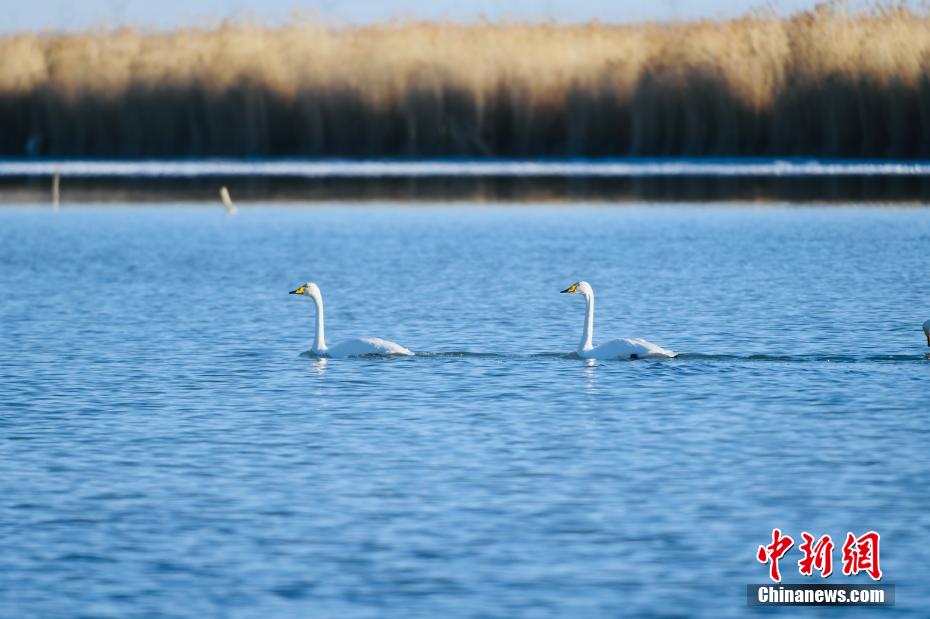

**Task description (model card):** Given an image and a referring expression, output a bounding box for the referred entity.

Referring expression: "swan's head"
[560,281,593,296]
[923,320,930,346]
[289,281,322,300]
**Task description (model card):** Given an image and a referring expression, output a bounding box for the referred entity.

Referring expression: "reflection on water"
[583,358,598,392]
[1,204,929,618]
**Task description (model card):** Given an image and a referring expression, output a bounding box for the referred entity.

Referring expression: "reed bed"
[2,4,930,158]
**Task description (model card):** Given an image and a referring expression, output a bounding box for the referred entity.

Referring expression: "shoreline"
[4,175,930,204]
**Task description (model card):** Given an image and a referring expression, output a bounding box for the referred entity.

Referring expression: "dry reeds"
[2,4,930,158]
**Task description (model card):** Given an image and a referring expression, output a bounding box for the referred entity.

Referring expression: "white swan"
[561,281,676,360]
[923,320,930,346]
[289,282,413,357]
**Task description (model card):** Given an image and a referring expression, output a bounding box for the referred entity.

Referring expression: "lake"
[1,203,928,617]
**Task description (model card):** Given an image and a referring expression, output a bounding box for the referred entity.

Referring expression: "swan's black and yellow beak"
[561,283,578,294]
[290,286,306,295]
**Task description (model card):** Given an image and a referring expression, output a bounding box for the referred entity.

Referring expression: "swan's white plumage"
[581,338,677,360]
[325,337,413,357]
[561,280,676,360]
[290,282,413,358]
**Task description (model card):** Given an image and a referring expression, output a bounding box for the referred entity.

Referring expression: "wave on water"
[668,353,929,363]
[529,352,583,360]
[299,350,505,359]
[412,351,508,359]
[302,351,930,362]
[298,350,416,359]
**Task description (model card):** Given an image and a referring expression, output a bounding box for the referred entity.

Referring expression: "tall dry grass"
[2,4,930,158]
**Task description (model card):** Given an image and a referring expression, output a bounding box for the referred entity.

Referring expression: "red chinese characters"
[757,528,795,583]
[842,531,883,581]
[798,532,834,577]
[758,530,884,581]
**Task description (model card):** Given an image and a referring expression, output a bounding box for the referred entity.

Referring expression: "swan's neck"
[580,291,594,352]
[312,295,327,353]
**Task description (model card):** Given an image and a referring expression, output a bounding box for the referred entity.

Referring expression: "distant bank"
[1,6,929,160]
[2,159,930,203]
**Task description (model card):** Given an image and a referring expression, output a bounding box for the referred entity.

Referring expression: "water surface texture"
[1,205,928,617]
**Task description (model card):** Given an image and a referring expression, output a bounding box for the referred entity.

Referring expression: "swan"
[289,282,413,357]
[923,320,930,346]
[561,281,676,360]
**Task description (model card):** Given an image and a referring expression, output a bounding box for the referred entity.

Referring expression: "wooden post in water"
[52,171,60,213]
[219,186,237,215]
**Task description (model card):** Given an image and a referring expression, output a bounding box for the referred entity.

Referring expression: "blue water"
[1,204,928,618]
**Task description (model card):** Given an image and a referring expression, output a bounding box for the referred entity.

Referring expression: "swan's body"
[579,337,677,360]
[290,282,413,358]
[561,281,676,360]
[923,320,930,347]
[323,337,412,357]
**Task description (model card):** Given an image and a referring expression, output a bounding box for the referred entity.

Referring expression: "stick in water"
[219,186,237,215]
[52,171,60,213]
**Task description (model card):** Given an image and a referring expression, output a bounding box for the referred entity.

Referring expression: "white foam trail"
[2,159,930,178]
